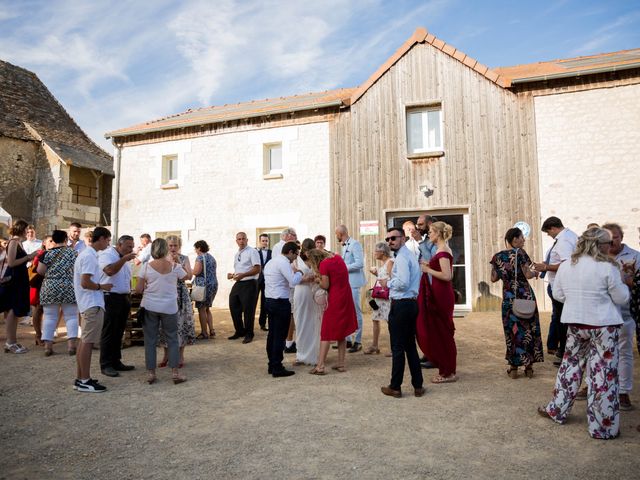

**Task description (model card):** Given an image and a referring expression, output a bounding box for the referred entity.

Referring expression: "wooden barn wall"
[330,43,543,308]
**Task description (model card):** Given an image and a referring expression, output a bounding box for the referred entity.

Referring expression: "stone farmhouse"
[107,27,640,310]
[0,60,113,237]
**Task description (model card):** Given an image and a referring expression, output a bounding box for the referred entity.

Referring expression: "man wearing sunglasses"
[378,227,425,398]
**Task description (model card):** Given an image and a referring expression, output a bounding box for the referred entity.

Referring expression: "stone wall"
[535,83,640,253]
[0,136,40,222]
[116,122,332,307]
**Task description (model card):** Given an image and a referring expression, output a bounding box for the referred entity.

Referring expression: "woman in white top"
[538,228,629,439]
[366,242,393,355]
[293,239,322,366]
[135,238,188,385]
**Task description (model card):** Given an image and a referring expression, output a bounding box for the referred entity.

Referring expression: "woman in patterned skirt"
[490,227,544,378]
[158,235,196,368]
[192,240,218,339]
[366,241,394,355]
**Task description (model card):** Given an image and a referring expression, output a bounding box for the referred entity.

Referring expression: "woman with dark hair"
[37,230,79,356]
[490,227,544,378]
[538,228,628,439]
[192,240,218,339]
[2,219,38,353]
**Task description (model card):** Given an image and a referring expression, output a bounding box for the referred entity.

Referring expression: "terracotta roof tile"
[432,38,446,50]
[494,48,640,83]
[442,44,456,56]
[463,56,477,69]
[424,33,436,44]
[107,88,354,138]
[473,62,489,76]
[453,50,466,62]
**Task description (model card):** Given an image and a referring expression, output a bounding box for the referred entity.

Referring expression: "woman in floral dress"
[490,227,544,378]
[158,235,196,367]
[366,241,393,355]
[193,240,218,339]
[538,227,629,439]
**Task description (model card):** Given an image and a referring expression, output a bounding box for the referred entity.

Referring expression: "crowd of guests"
[490,216,640,439]
[2,215,639,439]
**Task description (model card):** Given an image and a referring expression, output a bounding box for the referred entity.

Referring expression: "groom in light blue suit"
[335,225,365,352]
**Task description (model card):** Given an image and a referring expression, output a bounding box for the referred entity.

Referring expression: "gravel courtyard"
[1,310,638,479]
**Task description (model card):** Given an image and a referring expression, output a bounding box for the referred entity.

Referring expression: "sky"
[1,0,639,152]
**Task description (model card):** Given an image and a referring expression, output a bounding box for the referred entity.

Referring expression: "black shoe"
[553,359,562,367]
[284,342,297,354]
[346,341,353,349]
[260,325,268,331]
[76,378,107,393]
[267,366,273,374]
[242,335,254,344]
[272,369,295,378]
[420,361,437,369]
[228,333,243,340]
[101,367,120,377]
[348,342,362,353]
[114,363,135,371]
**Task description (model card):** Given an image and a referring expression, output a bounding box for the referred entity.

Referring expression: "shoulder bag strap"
[513,248,519,299]
[202,254,207,282]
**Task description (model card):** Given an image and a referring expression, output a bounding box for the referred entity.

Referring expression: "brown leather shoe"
[381,386,401,398]
[414,387,426,397]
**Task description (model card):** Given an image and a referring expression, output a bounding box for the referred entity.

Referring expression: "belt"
[391,297,417,302]
[104,292,130,296]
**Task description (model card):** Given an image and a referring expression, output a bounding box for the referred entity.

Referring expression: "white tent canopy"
[0,206,12,225]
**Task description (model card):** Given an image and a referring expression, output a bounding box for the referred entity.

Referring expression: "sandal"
[331,365,347,373]
[172,373,187,384]
[146,373,158,384]
[309,366,326,376]
[196,333,209,340]
[158,359,168,368]
[431,374,457,384]
[209,329,216,338]
[4,343,28,354]
[537,406,552,420]
[363,346,380,355]
[524,366,534,379]
[507,366,518,379]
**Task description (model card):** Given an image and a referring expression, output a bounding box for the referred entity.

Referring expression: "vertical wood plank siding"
[330,43,543,306]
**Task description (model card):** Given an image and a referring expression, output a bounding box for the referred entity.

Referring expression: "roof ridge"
[349,27,510,105]
[494,46,640,70]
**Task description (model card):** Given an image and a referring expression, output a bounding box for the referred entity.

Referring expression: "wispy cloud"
[571,10,640,55]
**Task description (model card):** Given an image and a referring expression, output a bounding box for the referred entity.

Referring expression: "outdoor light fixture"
[419,183,434,198]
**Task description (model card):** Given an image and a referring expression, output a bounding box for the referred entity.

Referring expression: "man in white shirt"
[603,222,640,411]
[98,235,137,378]
[263,242,304,377]
[533,216,578,365]
[272,227,297,257]
[227,232,261,344]
[22,224,42,254]
[403,220,421,259]
[73,227,113,393]
[68,222,86,253]
[134,233,152,266]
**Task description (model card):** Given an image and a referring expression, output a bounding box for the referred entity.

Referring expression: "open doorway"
[385,210,472,311]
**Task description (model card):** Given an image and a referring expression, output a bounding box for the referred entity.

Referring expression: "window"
[406,106,443,155]
[155,230,181,240]
[162,154,178,186]
[263,143,283,178]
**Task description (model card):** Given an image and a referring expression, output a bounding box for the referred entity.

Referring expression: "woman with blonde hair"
[538,228,629,439]
[158,235,196,368]
[305,248,358,374]
[135,238,189,384]
[420,221,457,383]
[366,241,394,355]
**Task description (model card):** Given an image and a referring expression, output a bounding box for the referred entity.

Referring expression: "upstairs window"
[263,143,283,178]
[162,154,178,186]
[406,106,443,155]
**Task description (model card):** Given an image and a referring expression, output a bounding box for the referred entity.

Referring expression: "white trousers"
[42,304,79,341]
[619,314,635,394]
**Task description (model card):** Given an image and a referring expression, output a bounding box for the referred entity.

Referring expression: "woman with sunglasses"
[538,227,629,439]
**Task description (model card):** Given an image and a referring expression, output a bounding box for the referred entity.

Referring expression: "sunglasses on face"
[385,236,400,242]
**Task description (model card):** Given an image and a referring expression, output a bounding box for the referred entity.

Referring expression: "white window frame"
[263,143,283,179]
[406,104,443,156]
[161,154,179,187]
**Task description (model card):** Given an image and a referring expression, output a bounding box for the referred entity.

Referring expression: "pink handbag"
[371,281,389,300]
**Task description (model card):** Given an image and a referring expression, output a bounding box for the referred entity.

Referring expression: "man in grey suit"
[335,225,366,352]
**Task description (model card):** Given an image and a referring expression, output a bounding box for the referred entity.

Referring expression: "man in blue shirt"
[378,227,425,398]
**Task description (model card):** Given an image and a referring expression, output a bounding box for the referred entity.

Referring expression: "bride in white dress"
[293,239,322,365]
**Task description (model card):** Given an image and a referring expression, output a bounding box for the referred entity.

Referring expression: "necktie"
[540,239,558,279]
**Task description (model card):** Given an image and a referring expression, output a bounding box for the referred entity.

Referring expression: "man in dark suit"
[256,233,272,331]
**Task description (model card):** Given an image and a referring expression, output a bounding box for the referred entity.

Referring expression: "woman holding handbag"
[366,242,393,355]
[490,227,544,378]
[192,240,217,339]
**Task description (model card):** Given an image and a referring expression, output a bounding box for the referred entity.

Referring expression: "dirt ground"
[0,310,639,480]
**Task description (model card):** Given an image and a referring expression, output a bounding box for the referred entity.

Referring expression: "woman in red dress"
[306,249,358,375]
[420,221,457,383]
